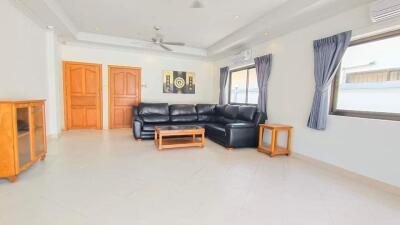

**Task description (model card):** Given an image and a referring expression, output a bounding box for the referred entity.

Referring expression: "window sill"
[330,110,400,122]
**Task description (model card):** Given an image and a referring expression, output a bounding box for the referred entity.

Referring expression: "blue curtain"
[307,31,352,130]
[255,54,272,114]
[219,67,229,104]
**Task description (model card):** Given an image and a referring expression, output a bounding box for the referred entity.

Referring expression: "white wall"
[0,0,47,99]
[214,5,400,187]
[45,31,63,136]
[0,0,60,135]
[61,44,216,129]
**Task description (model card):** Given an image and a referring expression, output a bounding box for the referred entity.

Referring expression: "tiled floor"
[0,129,399,225]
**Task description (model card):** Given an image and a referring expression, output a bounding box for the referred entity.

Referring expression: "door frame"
[63,61,103,130]
[108,65,142,129]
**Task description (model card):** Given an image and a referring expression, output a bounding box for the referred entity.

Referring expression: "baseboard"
[292,152,400,196]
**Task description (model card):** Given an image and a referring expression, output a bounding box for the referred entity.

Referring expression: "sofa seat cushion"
[205,124,226,137]
[215,116,236,125]
[143,123,160,131]
[143,122,211,131]
[169,104,197,116]
[170,115,198,122]
[198,115,216,122]
[142,115,170,123]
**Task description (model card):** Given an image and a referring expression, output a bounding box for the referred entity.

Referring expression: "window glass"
[230,70,247,103]
[334,35,400,114]
[247,68,259,104]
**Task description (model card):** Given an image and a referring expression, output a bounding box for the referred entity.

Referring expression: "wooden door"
[108,66,141,129]
[64,62,102,130]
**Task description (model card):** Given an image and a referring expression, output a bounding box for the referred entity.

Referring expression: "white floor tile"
[0,129,399,225]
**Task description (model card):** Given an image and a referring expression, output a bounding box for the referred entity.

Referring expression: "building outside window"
[331,30,400,120]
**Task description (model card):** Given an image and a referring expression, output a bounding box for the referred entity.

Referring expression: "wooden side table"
[258,124,293,157]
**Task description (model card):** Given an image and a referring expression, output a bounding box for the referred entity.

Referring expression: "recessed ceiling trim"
[15,0,374,58]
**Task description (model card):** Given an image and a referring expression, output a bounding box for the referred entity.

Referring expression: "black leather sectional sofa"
[132,103,267,148]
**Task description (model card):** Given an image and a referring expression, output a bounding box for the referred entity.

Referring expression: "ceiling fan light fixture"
[190,0,204,8]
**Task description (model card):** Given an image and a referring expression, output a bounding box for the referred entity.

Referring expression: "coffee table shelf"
[154,125,205,150]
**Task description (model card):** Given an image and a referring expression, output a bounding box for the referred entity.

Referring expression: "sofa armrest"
[134,116,144,125]
[225,123,258,148]
[225,123,255,129]
[132,106,143,139]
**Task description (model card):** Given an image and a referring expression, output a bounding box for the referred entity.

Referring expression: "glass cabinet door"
[16,107,32,168]
[32,104,45,158]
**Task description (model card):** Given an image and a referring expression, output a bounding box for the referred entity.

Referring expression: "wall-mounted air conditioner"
[370,0,400,22]
[231,49,253,66]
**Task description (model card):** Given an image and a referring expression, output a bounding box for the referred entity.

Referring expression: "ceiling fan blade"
[161,41,185,46]
[160,44,172,51]
[190,0,204,8]
[130,40,155,48]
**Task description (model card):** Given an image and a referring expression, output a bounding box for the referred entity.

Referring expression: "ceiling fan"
[150,26,185,51]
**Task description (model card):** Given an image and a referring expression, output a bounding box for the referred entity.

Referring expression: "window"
[330,30,400,121]
[229,66,258,104]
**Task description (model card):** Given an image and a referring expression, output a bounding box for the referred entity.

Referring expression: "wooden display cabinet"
[0,100,47,182]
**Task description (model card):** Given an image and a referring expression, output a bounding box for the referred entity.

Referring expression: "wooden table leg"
[270,129,277,156]
[158,134,163,150]
[201,132,205,147]
[258,126,263,148]
[287,128,292,156]
[7,176,17,183]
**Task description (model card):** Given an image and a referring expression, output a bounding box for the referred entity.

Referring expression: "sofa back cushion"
[196,104,216,122]
[138,103,169,116]
[169,104,196,116]
[223,105,239,119]
[238,105,257,122]
[142,115,170,123]
[214,105,239,124]
[138,103,169,123]
[215,105,227,116]
[196,104,216,115]
[170,104,198,122]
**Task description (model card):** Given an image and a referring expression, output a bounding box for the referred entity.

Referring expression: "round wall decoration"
[174,77,185,88]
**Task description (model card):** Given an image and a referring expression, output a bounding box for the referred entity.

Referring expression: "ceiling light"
[46,25,55,30]
[190,0,204,8]
[234,15,240,20]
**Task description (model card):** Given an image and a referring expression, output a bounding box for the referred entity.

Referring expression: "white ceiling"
[15,0,374,57]
[56,0,288,48]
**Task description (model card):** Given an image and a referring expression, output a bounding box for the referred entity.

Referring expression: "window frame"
[329,29,400,121]
[228,65,258,105]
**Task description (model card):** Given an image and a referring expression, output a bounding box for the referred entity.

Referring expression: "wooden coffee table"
[154,125,205,150]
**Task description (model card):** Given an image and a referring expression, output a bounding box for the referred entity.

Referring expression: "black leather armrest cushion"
[225,123,255,129]
[225,123,258,148]
[134,115,144,127]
